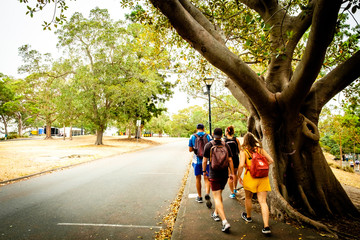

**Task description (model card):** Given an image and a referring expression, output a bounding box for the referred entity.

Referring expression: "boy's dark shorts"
[209,178,228,191]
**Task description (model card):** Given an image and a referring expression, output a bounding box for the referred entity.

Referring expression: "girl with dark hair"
[238,132,274,235]
[224,126,241,199]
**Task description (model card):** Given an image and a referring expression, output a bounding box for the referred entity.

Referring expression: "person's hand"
[229,174,235,182]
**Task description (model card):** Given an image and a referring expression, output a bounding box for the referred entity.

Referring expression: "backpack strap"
[244,148,252,174]
[209,140,216,163]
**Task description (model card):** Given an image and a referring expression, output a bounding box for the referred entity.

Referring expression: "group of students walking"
[188,124,274,234]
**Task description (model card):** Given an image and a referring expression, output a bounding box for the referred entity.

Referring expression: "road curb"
[171,159,193,240]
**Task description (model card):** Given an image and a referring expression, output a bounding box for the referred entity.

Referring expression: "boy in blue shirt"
[189,123,212,208]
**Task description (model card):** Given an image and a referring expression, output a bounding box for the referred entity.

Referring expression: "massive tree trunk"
[149,0,360,234]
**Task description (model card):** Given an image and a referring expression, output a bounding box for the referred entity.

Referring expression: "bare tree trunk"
[63,124,66,141]
[95,129,104,145]
[1,115,8,140]
[339,134,343,168]
[69,125,73,140]
[45,124,52,139]
[17,112,23,137]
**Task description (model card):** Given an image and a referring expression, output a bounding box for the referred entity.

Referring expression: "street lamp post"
[204,78,214,137]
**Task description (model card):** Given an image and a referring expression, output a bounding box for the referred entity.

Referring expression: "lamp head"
[203,78,214,87]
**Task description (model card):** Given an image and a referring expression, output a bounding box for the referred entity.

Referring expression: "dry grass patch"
[324,152,360,188]
[0,135,183,182]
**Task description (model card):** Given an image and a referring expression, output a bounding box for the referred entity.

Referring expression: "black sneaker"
[222,222,231,232]
[241,212,252,222]
[262,226,271,234]
[205,194,212,208]
[195,196,203,203]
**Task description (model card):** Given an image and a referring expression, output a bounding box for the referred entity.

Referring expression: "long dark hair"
[242,132,261,152]
[226,126,235,136]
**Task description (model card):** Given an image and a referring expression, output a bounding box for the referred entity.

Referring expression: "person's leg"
[204,165,211,195]
[257,191,270,227]
[233,168,238,189]
[245,190,253,218]
[193,163,202,200]
[213,190,226,219]
[204,173,212,208]
[196,174,202,197]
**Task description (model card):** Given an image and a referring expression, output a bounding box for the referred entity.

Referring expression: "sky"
[0,0,203,116]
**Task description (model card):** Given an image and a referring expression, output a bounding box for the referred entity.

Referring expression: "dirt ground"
[0,135,182,183]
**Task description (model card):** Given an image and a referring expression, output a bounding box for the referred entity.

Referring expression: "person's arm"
[203,157,208,175]
[188,136,194,152]
[236,138,241,154]
[238,151,246,185]
[261,148,274,165]
[228,157,235,181]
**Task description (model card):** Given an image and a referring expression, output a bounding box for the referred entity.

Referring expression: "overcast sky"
[0,0,203,116]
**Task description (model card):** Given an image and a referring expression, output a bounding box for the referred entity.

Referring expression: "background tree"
[0,74,16,138]
[56,8,174,144]
[320,103,360,159]
[145,113,171,137]
[18,45,70,139]
[210,94,248,136]
[169,105,207,137]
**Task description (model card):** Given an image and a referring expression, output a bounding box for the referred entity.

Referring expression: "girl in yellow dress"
[238,132,274,234]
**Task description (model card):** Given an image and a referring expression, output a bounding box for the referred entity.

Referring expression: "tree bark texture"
[150,0,360,231]
[45,124,52,139]
[95,129,104,145]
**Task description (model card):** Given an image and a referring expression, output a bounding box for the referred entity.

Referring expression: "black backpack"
[224,137,239,156]
[193,133,208,158]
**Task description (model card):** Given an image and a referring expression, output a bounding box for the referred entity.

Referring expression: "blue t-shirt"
[189,132,212,164]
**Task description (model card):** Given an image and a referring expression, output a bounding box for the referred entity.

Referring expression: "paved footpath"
[172,172,332,240]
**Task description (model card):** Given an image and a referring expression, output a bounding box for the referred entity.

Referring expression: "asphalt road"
[0,139,190,240]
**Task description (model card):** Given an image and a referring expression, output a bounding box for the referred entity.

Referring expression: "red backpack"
[245,148,269,178]
[210,140,229,170]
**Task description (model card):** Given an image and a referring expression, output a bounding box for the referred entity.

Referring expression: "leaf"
[351,6,357,14]
[344,2,351,11]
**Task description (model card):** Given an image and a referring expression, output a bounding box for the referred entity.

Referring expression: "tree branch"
[150,0,276,118]
[240,0,279,18]
[225,78,253,112]
[178,0,225,45]
[280,0,342,115]
[303,50,360,123]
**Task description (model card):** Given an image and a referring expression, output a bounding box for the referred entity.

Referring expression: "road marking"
[57,223,162,229]
[188,193,198,198]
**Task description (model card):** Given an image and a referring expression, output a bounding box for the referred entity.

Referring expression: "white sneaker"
[222,222,231,232]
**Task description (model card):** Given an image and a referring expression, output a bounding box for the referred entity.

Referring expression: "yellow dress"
[243,148,271,193]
